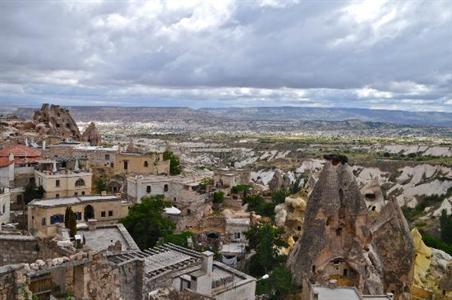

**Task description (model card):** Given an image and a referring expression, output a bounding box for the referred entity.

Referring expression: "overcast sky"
[0,0,451,112]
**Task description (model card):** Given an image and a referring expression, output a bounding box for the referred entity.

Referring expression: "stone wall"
[117,259,144,300]
[0,264,32,300]
[0,235,73,267]
[0,236,39,266]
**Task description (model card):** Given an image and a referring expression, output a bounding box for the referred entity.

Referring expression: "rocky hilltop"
[81,122,101,146]
[33,104,81,140]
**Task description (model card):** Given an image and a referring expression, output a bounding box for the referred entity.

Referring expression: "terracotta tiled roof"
[0,157,12,168]
[0,144,42,158]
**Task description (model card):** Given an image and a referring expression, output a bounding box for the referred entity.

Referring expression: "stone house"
[213,168,250,189]
[114,151,170,176]
[44,142,118,170]
[127,174,210,230]
[27,195,129,238]
[0,144,42,204]
[35,168,92,199]
[0,186,10,225]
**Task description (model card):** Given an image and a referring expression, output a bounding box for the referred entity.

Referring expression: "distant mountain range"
[200,107,452,127]
[10,105,452,128]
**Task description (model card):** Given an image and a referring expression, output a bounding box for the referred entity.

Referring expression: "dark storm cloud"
[0,0,451,111]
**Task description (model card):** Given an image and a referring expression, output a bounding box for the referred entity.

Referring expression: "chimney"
[201,250,214,273]
[87,219,97,231]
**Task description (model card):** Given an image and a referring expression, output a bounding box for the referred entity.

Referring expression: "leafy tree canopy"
[245,222,288,276]
[162,231,194,248]
[163,150,182,175]
[212,191,225,204]
[24,183,45,205]
[121,195,175,249]
[243,195,275,218]
[94,177,107,194]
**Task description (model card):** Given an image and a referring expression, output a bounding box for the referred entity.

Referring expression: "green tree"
[23,183,45,205]
[231,184,251,197]
[440,209,452,244]
[257,265,296,300]
[162,231,194,247]
[271,189,289,206]
[64,206,77,237]
[121,195,175,249]
[163,150,182,175]
[243,195,275,218]
[245,222,288,277]
[212,191,225,204]
[94,177,107,194]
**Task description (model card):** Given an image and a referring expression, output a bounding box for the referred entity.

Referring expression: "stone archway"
[84,204,95,221]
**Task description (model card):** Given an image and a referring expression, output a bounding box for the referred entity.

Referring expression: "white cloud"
[0,0,451,112]
[356,87,393,99]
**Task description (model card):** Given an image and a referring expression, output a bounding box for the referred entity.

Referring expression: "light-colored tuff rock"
[82,122,102,145]
[371,199,415,299]
[288,155,385,296]
[33,103,81,140]
[288,155,417,299]
[275,195,307,252]
[268,169,292,191]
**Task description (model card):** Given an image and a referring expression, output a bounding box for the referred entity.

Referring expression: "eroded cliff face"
[371,199,415,299]
[33,104,81,140]
[287,156,385,295]
[82,122,101,146]
[287,155,420,299]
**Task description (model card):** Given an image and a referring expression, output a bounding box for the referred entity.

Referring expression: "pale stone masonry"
[28,195,130,238]
[107,243,256,300]
[0,186,10,225]
[34,168,92,199]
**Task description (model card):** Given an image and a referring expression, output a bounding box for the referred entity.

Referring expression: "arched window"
[144,161,149,167]
[75,178,85,187]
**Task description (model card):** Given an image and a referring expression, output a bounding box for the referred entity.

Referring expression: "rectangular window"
[101,211,106,217]
[56,180,60,187]
[146,185,151,193]
[55,194,60,198]
[50,214,64,224]
[105,154,110,160]
[41,218,46,225]
[123,161,128,170]
[82,191,85,195]
[75,212,82,220]
[164,184,169,192]
[234,232,241,239]
[108,210,113,217]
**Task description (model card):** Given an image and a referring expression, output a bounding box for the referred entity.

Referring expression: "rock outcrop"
[33,104,81,140]
[275,194,307,253]
[288,155,385,295]
[411,228,452,299]
[371,199,415,299]
[268,169,291,191]
[82,122,101,145]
